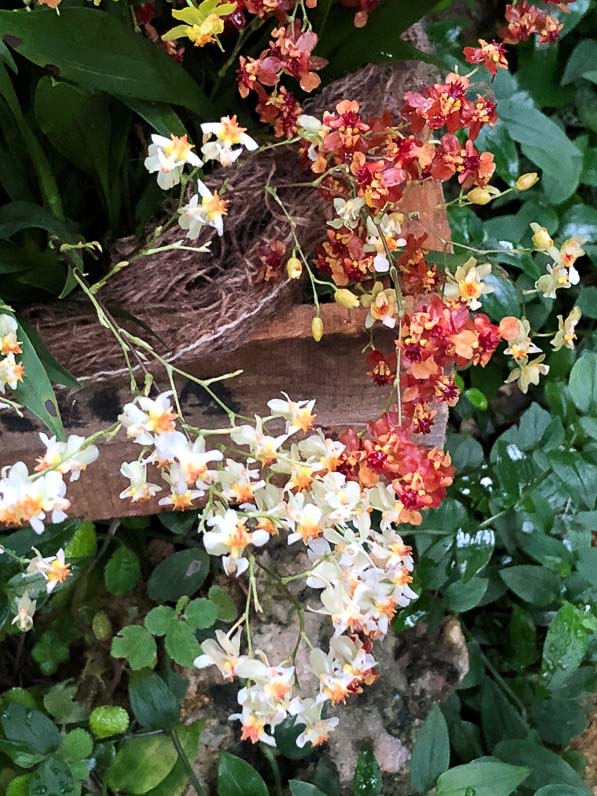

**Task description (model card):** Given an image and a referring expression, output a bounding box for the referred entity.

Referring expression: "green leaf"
[479,272,521,321]
[106,735,178,794]
[476,122,519,185]
[144,605,176,636]
[1,704,60,755]
[58,728,93,763]
[445,576,489,612]
[541,602,597,690]
[119,97,186,137]
[165,620,201,667]
[480,680,528,751]
[10,313,65,438]
[29,757,76,796]
[289,783,327,796]
[18,318,79,388]
[493,740,588,792]
[569,353,597,414]
[353,747,382,796]
[464,388,488,411]
[185,598,218,630]
[500,565,559,607]
[143,723,204,796]
[34,78,114,220]
[89,706,130,739]
[64,521,97,559]
[111,626,157,671]
[129,669,180,730]
[534,787,589,796]
[436,760,529,796]
[548,450,597,509]
[532,695,588,746]
[0,9,212,113]
[43,682,88,725]
[208,585,237,622]
[559,205,597,266]
[499,93,582,203]
[562,39,597,85]
[576,548,597,585]
[147,549,209,602]
[504,606,537,671]
[410,703,450,793]
[0,200,76,240]
[455,529,495,582]
[217,751,268,796]
[104,546,141,595]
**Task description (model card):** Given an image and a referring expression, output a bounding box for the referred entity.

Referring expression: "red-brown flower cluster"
[463,39,509,76]
[238,22,326,136]
[256,239,287,282]
[339,420,455,525]
[499,2,564,44]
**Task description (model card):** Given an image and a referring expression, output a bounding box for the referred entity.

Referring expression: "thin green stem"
[170,729,206,796]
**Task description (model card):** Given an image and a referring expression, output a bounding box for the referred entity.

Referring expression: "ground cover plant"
[0,0,595,793]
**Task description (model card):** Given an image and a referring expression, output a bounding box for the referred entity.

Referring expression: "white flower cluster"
[0,435,99,533]
[144,119,257,240]
[118,390,417,749]
[531,223,584,299]
[0,313,25,396]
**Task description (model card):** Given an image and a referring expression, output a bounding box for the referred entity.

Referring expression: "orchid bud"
[516,172,539,191]
[334,289,360,309]
[467,188,494,205]
[311,316,324,342]
[286,257,303,279]
[531,225,553,251]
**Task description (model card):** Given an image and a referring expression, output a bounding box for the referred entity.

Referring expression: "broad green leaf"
[535,787,589,796]
[353,747,382,796]
[165,620,201,667]
[129,669,180,730]
[111,626,157,671]
[569,353,597,414]
[548,450,597,509]
[560,203,597,242]
[43,682,88,725]
[455,529,495,582]
[144,605,176,636]
[480,272,521,320]
[185,598,218,630]
[499,565,559,607]
[1,704,60,755]
[562,39,597,85]
[58,728,93,763]
[11,313,65,438]
[29,757,76,796]
[445,576,489,612]
[532,695,588,746]
[119,97,186,137]
[436,760,529,796]
[217,751,268,796]
[34,78,114,219]
[0,200,75,240]
[19,318,79,388]
[541,602,597,690]
[106,735,178,794]
[576,548,597,585]
[480,680,528,751]
[410,703,450,793]
[147,549,209,602]
[0,9,211,113]
[493,740,588,792]
[104,546,141,595]
[476,122,519,185]
[504,607,538,671]
[289,783,327,796]
[273,716,313,760]
[143,723,204,796]
[499,93,582,203]
[158,510,198,536]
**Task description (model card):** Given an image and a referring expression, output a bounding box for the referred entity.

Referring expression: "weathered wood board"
[0,181,450,522]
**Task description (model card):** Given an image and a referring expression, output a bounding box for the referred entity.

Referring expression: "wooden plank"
[0,178,451,523]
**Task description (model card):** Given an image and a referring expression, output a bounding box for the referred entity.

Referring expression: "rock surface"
[181,540,469,795]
